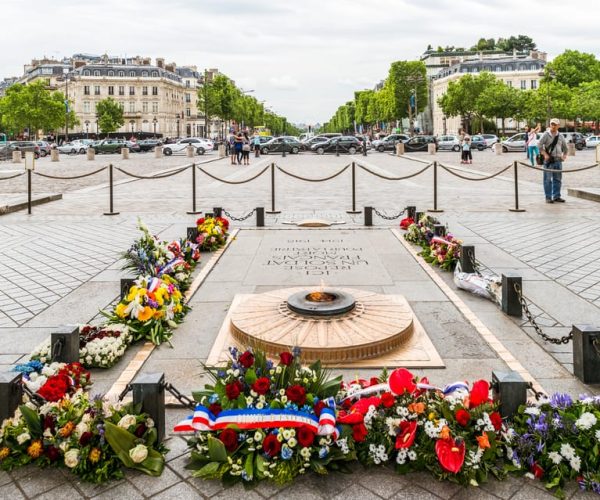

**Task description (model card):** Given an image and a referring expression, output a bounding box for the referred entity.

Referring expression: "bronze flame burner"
[287,289,356,317]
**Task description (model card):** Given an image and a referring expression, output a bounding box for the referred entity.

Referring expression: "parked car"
[560,132,586,150]
[162,141,207,156]
[372,134,410,152]
[178,137,214,154]
[499,132,541,152]
[57,142,82,155]
[470,135,487,151]
[258,136,273,144]
[585,135,600,148]
[404,135,438,152]
[300,135,329,151]
[354,135,372,151]
[311,136,362,155]
[125,141,141,153]
[437,135,461,152]
[481,134,499,147]
[35,141,52,157]
[260,137,302,155]
[138,139,163,152]
[0,141,40,160]
[90,139,131,154]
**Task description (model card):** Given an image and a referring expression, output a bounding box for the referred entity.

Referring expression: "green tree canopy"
[546,50,600,88]
[96,97,124,135]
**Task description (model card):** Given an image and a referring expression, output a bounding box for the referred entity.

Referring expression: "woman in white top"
[527,124,541,166]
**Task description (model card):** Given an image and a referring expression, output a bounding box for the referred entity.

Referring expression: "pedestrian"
[538,118,568,203]
[461,135,472,164]
[234,132,244,165]
[242,132,251,165]
[527,124,541,167]
[229,132,236,165]
[252,131,261,157]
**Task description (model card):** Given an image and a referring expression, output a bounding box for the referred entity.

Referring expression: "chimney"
[165,63,174,73]
[156,58,164,68]
[74,60,86,69]
[512,48,517,60]
[143,58,151,65]
[170,62,176,71]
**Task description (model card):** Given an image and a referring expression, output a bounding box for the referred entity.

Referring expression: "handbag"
[541,134,560,164]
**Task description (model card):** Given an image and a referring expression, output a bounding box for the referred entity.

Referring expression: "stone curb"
[0,193,62,215]
[567,187,600,203]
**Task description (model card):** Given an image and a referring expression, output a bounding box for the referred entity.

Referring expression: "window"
[142,101,148,113]
[152,86,158,95]
[531,80,537,89]
[129,86,135,95]
[108,70,114,77]
[118,85,125,95]
[83,102,90,113]
[520,80,526,90]
[152,102,158,113]
[83,70,90,76]
[186,80,190,88]
[129,102,135,112]
[185,93,191,103]
[93,70,100,77]
[506,80,513,87]
[151,71,158,77]
[129,71,135,77]
[118,71,125,77]
[506,65,513,71]
[108,86,114,95]
[496,66,502,72]
[142,86,148,95]
[84,85,90,95]
[186,108,191,117]
[94,85,100,95]
[142,71,148,77]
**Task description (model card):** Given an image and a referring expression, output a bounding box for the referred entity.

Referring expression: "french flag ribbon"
[174,406,339,439]
[431,236,457,247]
[147,277,161,292]
[159,257,185,276]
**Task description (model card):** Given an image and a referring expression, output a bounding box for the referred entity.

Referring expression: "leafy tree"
[476,81,522,134]
[573,82,600,130]
[96,97,124,136]
[386,61,427,133]
[496,35,536,53]
[545,50,600,88]
[197,73,223,134]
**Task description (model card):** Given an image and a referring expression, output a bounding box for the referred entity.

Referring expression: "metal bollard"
[501,273,522,317]
[492,370,528,419]
[121,147,129,160]
[364,206,373,226]
[103,164,119,216]
[87,147,95,161]
[205,212,214,219]
[336,143,339,157]
[132,372,165,443]
[120,278,136,300]
[213,207,223,218]
[282,148,287,157]
[187,226,199,242]
[433,224,446,237]
[256,207,265,227]
[459,245,476,273]
[0,372,23,423]
[415,211,424,224]
[407,206,416,221]
[51,326,80,363]
[572,325,600,384]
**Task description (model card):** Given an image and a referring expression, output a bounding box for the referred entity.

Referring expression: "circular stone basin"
[287,289,356,316]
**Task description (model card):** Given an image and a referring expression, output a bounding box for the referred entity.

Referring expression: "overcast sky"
[1,0,599,125]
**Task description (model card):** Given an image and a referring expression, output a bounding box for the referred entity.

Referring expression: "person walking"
[252,131,261,157]
[229,132,236,165]
[538,118,568,203]
[527,124,541,166]
[461,135,472,164]
[234,132,244,165]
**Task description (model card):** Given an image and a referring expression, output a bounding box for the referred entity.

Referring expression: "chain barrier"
[223,208,256,221]
[32,166,108,180]
[357,162,432,181]
[438,163,513,181]
[0,171,27,181]
[527,381,547,401]
[275,163,350,182]
[163,382,196,409]
[517,161,600,173]
[197,164,270,185]
[465,248,484,276]
[373,207,407,220]
[115,164,191,180]
[513,282,573,345]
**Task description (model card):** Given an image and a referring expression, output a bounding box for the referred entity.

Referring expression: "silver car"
[499,132,541,152]
[437,135,461,152]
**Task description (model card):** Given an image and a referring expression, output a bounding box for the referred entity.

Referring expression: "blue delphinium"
[319,447,329,459]
[549,393,572,409]
[281,444,293,460]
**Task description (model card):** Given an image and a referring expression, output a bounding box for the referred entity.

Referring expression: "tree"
[573,82,600,131]
[545,50,600,88]
[386,60,427,134]
[496,35,536,53]
[96,97,124,136]
[198,73,223,135]
[476,81,522,134]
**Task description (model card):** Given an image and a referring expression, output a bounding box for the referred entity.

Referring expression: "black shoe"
[554,197,565,203]
[545,199,554,204]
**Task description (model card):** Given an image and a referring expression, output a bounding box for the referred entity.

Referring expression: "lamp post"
[442,116,447,135]
[152,116,157,137]
[63,68,70,143]
[176,115,180,138]
[407,76,425,136]
[85,120,90,139]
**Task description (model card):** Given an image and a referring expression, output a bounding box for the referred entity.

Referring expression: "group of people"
[227,131,262,165]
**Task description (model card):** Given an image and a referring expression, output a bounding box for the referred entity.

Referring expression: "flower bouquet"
[29,324,132,369]
[176,347,352,486]
[0,391,165,483]
[399,217,414,230]
[195,216,229,252]
[404,214,439,247]
[337,369,507,487]
[13,361,91,402]
[105,275,188,346]
[509,393,600,497]
[420,234,462,271]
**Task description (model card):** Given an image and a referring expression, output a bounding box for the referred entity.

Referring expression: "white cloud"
[268,75,299,91]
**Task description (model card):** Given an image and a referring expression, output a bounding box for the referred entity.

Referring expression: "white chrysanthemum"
[575,412,597,431]
[548,451,562,464]
[523,407,540,416]
[595,429,600,441]
[560,443,575,460]
[570,456,581,472]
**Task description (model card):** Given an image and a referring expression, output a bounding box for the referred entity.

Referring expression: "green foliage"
[96,97,124,135]
[573,81,600,121]
[546,50,600,88]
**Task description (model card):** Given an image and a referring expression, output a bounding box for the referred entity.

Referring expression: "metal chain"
[22,384,47,407]
[223,208,256,221]
[514,283,573,345]
[467,249,483,276]
[527,381,547,401]
[117,383,133,402]
[163,382,196,409]
[373,207,407,220]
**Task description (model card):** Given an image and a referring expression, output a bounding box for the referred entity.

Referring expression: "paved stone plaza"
[0,149,599,498]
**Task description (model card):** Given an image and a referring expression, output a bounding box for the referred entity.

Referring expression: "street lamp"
[176,115,180,138]
[442,116,447,135]
[407,76,425,136]
[63,68,71,143]
[85,120,90,139]
[152,116,157,137]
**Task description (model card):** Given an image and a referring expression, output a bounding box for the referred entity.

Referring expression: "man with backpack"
[538,119,568,204]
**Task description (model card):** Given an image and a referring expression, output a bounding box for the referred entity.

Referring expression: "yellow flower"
[89,448,102,463]
[59,421,75,438]
[137,306,155,322]
[439,425,451,440]
[174,304,182,314]
[126,286,139,302]
[428,412,436,421]
[0,447,10,460]
[115,302,127,318]
[172,289,182,300]
[27,440,43,459]
[153,309,164,320]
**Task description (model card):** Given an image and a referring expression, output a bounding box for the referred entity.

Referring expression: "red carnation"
[286,385,306,406]
[45,446,60,462]
[400,217,415,230]
[352,423,369,442]
[297,426,316,447]
[37,374,70,402]
[263,433,281,457]
[489,411,502,432]
[469,380,490,409]
[313,400,327,417]
[395,421,417,449]
[252,377,270,396]
[279,352,294,366]
[79,431,93,446]
[455,409,471,427]
[239,351,255,368]
[208,403,222,416]
[531,462,544,479]
[219,428,238,452]
[196,217,205,226]
[381,392,395,408]
[225,380,243,400]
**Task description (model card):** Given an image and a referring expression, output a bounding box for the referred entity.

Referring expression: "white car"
[56,142,82,154]
[162,141,209,156]
[585,135,600,148]
[177,137,214,154]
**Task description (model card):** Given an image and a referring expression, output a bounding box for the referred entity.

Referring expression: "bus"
[254,126,271,137]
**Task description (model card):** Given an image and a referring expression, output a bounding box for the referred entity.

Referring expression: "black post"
[132,372,165,443]
[346,161,361,214]
[187,226,199,242]
[187,163,201,215]
[336,142,339,157]
[204,212,214,219]
[256,207,265,227]
[266,163,280,214]
[51,326,80,363]
[433,224,446,237]
[213,207,223,218]
[415,211,424,224]
[27,169,32,215]
[492,371,528,419]
[120,278,136,300]
[572,325,600,384]
[459,245,475,273]
[501,273,522,317]
[407,206,416,220]
[103,164,120,216]
[0,372,23,423]
[364,206,373,226]
[429,161,443,213]
[509,160,526,212]
[282,148,287,158]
